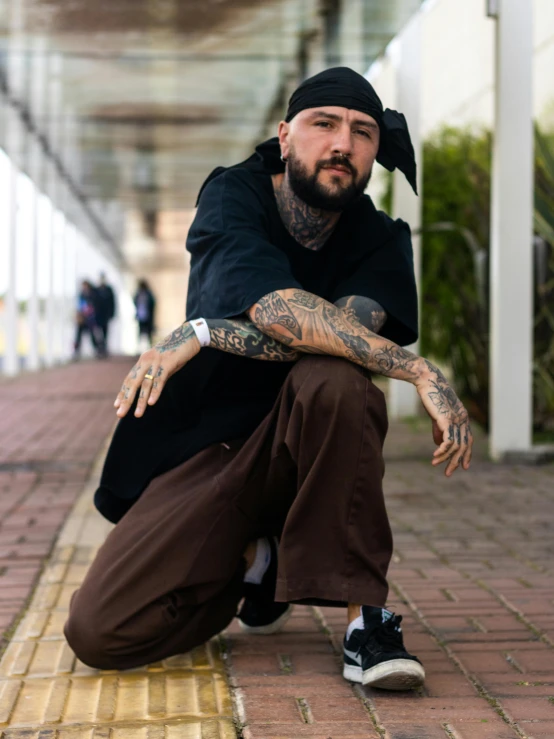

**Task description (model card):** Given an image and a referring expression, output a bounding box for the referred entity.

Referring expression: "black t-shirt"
[94,150,418,523]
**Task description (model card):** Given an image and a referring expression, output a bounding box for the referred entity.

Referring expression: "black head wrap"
[285,66,417,195]
[196,66,417,204]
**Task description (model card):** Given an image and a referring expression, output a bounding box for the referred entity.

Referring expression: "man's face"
[278,106,380,211]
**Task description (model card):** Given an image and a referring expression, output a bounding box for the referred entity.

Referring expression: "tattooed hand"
[114,322,200,419]
[415,360,473,477]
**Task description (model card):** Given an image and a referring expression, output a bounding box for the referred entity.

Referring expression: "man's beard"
[286,150,372,212]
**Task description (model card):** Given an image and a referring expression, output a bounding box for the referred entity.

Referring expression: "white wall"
[368,0,553,137]
[0,146,132,367]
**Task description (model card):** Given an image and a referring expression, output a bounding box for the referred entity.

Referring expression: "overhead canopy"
[0,0,424,262]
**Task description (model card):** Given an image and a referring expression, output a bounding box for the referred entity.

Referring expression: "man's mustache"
[316,157,357,178]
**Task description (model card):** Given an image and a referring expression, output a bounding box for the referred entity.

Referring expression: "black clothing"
[74,323,100,355]
[94,142,418,523]
[138,320,154,343]
[95,285,116,324]
[285,67,417,195]
[74,289,100,357]
[134,288,156,338]
[94,285,115,355]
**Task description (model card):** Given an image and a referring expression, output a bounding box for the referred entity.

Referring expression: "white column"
[27,179,41,370]
[3,0,26,377]
[4,162,19,376]
[27,40,48,371]
[60,213,75,361]
[53,208,66,361]
[45,53,63,366]
[489,0,534,459]
[388,14,422,418]
[44,199,56,366]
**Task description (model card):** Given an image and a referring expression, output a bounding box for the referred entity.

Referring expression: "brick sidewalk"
[227,420,554,739]
[0,359,128,650]
[1,362,554,738]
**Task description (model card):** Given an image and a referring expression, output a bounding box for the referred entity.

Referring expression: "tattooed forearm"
[252,293,302,339]
[249,290,472,431]
[334,295,387,333]
[206,318,300,362]
[155,322,196,353]
[249,289,422,382]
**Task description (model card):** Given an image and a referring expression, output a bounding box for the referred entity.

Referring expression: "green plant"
[382,124,554,431]
[420,126,492,426]
[533,125,554,430]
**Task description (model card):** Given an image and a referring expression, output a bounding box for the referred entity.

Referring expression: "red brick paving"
[225,420,554,739]
[2,363,554,738]
[0,358,128,649]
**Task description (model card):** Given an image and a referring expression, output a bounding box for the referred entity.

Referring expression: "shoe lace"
[356,614,404,657]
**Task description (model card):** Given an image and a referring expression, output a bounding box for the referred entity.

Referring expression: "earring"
[280,154,287,163]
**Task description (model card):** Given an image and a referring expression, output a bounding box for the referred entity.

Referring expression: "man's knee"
[64,608,122,671]
[64,589,147,671]
[289,355,388,436]
[294,355,380,403]
[64,590,208,671]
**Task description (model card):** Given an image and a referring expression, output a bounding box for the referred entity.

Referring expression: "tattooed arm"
[205,298,385,361]
[247,289,473,476]
[206,318,300,362]
[113,314,300,420]
[334,295,387,334]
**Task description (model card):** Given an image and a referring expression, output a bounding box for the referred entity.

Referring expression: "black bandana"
[285,66,417,195]
[196,66,418,203]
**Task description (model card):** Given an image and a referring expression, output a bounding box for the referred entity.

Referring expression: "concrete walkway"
[0,361,553,738]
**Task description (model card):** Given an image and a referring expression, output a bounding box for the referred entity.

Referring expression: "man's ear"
[277,120,290,160]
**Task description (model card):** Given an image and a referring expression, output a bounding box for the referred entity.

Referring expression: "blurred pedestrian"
[134,279,156,347]
[73,280,100,359]
[94,273,116,356]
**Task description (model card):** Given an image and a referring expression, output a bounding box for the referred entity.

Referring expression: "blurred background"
[0,0,552,460]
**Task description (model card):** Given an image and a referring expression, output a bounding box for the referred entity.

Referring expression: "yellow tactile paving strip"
[0,453,237,739]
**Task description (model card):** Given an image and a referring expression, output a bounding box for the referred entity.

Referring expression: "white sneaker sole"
[343,658,425,690]
[238,605,294,635]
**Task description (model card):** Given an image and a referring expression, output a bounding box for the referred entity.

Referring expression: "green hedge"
[381,124,554,431]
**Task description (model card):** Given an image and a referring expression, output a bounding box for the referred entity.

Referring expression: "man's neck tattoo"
[274,174,340,251]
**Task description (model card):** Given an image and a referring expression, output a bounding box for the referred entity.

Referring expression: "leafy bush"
[385,124,554,430]
[533,126,554,430]
[420,127,492,426]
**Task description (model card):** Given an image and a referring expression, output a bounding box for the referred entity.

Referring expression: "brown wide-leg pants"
[64,356,391,670]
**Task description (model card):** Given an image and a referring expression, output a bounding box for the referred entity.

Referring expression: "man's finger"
[432,427,455,464]
[114,384,126,409]
[433,424,454,456]
[146,369,166,408]
[445,452,464,477]
[432,420,443,446]
[462,424,474,469]
[116,379,140,418]
[115,362,142,409]
[134,365,159,418]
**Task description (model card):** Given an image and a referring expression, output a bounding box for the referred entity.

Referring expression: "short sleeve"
[331,219,418,346]
[186,170,301,319]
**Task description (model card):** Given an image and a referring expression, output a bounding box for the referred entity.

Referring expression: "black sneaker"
[237,537,293,635]
[343,606,425,690]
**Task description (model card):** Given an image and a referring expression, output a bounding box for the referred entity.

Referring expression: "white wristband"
[190,317,211,347]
